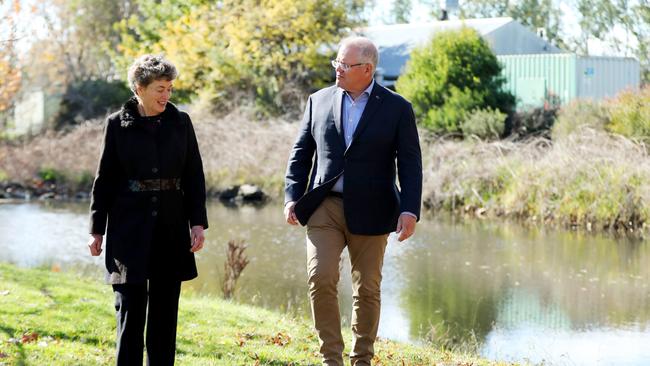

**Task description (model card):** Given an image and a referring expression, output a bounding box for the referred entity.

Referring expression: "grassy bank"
[0,109,297,198]
[2,108,650,233]
[0,263,510,365]
[422,128,650,234]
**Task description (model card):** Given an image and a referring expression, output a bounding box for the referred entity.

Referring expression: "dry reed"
[222,239,250,300]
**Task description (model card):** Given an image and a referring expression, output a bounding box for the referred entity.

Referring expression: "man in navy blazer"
[284,36,422,366]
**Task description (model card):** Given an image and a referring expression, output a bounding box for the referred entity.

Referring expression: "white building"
[361,17,564,86]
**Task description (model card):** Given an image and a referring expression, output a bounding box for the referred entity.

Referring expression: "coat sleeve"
[396,101,423,220]
[284,95,316,204]
[181,113,209,229]
[89,118,119,235]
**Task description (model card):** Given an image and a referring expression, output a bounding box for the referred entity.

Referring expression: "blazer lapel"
[332,88,346,147]
[345,83,384,155]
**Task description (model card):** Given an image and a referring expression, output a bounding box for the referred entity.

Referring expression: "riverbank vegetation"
[0,263,510,365]
[2,88,650,235]
[2,0,649,235]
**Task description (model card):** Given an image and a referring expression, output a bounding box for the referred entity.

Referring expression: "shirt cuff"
[401,211,417,219]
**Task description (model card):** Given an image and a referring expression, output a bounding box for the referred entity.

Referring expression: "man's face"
[334,45,372,93]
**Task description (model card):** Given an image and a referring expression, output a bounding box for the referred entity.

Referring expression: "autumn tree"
[460,0,566,48]
[0,0,22,113]
[21,0,133,127]
[26,0,133,84]
[115,0,364,116]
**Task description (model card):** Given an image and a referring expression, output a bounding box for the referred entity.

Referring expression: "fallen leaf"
[0,352,8,358]
[21,332,39,344]
[267,332,291,346]
[236,332,254,346]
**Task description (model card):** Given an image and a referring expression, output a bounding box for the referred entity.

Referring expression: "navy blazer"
[285,82,422,235]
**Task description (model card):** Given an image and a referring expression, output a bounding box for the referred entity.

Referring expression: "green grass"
[0,263,513,366]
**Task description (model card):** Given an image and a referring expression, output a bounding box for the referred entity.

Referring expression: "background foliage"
[396,27,514,135]
[113,0,364,116]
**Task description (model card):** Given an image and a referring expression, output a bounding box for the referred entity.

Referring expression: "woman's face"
[136,79,173,115]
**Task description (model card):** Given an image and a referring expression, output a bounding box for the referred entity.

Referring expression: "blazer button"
[152,210,158,217]
[152,167,158,173]
[151,196,158,203]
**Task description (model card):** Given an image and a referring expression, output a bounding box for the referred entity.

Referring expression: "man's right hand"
[87,234,103,256]
[284,201,298,225]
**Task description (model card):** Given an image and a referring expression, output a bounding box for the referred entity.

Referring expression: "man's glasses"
[331,60,367,72]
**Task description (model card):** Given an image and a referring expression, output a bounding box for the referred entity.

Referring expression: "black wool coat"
[89,97,208,284]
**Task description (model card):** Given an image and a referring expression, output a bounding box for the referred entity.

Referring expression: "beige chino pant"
[306,196,389,366]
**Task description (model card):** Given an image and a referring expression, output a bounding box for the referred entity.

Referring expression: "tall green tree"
[460,0,566,48]
[569,0,649,82]
[459,0,649,82]
[618,0,650,83]
[396,27,515,133]
[572,0,621,54]
[391,0,412,23]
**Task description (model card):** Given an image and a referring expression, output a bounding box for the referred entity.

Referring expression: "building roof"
[358,17,563,83]
[361,17,514,50]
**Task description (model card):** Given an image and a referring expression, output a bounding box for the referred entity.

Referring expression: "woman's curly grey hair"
[127,54,178,94]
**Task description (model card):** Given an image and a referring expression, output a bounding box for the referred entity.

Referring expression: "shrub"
[54,79,132,129]
[38,167,65,183]
[72,171,95,191]
[396,27,514,134]
[461,108,506,140]
[507,106,559,139]
[551,99,609,140]
[606,87,650,141]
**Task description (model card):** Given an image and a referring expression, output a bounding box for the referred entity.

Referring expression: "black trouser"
[112,280,181,366]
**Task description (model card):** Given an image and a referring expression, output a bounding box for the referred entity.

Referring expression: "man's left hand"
[396,213,416,242]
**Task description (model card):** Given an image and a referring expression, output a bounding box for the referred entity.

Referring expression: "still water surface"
[1,201,650,365]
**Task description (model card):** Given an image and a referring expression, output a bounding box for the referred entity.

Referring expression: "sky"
[2,0,640,58]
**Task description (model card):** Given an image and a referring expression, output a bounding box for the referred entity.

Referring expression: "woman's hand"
[88,234,103,256]
[190,225,205,253]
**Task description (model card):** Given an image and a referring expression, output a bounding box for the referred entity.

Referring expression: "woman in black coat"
[87,54,208,366]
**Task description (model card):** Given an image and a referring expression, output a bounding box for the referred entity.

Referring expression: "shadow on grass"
[0,325,26,366]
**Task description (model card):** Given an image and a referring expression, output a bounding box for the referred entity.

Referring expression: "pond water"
[1,201,649,365]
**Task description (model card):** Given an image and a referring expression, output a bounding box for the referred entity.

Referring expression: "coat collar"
[118,97,181,128]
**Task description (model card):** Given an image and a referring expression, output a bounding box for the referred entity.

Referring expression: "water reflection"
[2,201,650,365]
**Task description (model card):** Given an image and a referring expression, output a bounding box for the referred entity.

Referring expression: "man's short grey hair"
[340,36,379,70]
[127,54,178,93]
